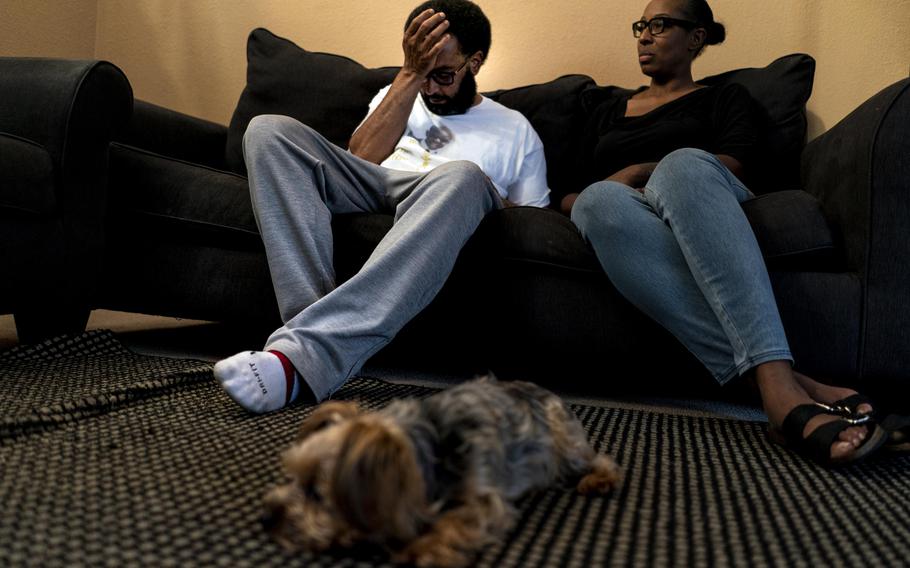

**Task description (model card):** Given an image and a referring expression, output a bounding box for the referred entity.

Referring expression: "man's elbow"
[348,135,386,165]
[348,133,366,157]
[348,144,377,164]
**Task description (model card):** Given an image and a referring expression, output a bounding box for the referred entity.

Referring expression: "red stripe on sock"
[268,350,297,406]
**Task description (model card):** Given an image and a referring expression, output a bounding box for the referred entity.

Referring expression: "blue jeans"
[571,148,793,384]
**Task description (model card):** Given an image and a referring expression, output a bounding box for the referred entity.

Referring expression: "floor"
[0,310,766,421]
[0,310,245,360]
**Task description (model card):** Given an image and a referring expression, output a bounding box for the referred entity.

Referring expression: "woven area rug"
[1,331,908,567]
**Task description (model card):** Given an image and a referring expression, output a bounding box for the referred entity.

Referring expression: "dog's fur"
[263,377,621,567]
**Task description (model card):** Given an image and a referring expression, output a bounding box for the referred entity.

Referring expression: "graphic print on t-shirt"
[411,125,454,152]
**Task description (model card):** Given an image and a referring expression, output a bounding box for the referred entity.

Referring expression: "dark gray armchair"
[0,58,132,343]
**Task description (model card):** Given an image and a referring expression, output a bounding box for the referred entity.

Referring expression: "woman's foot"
[792,371,874,416]
[755,362,875,463]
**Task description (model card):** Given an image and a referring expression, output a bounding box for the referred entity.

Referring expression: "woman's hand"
[560,193,579,215]
[560,162,660,215]
[606,162,657,191]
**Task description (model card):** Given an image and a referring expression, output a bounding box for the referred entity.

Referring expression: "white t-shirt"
[358,85,550,207]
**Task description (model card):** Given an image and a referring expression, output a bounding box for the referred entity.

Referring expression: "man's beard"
[421,72,478,116]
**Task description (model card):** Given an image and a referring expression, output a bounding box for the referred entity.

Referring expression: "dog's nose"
[260,504,284,531]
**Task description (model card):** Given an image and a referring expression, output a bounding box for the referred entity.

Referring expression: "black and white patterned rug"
[1,331,908,567]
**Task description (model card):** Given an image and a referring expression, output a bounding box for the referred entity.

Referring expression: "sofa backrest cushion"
[228,29,813,197]
[581,54,815,194]
[699,54,815,193]
[485,75,595,204]
[226,28,398,175]
[226,28,596,204]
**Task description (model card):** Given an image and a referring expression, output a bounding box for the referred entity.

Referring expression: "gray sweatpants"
[243,115,501,401]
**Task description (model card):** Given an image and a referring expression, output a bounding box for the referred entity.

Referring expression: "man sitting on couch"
[214,0,550,412]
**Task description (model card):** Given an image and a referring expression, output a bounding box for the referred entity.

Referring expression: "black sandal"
[814,394,875,419]
[769,403,887,467]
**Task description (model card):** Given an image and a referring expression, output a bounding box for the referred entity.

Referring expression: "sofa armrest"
[116,99,229,171]
[800,78,910,384]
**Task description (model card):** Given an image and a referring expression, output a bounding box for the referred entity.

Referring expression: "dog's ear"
[297,401,361,441]
[331,418,428,543]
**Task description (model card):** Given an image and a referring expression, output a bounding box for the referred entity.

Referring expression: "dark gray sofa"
[4,29,908,408]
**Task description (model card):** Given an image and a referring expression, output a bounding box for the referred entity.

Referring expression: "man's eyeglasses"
[426,57,470,86]
[632,16,697,38]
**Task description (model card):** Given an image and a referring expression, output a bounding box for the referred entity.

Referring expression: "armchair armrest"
[0,57,132,339]
[800,78,910,384]
[0,58,132,202]
[0,134,55,218]
[115,99,229,171]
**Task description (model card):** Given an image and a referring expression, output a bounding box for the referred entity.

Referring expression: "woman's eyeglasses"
[632,16,697,38]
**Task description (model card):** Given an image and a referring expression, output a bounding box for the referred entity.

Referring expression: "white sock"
[213,350,300,414]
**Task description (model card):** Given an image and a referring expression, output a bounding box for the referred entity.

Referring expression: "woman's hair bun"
[706,21,726,45]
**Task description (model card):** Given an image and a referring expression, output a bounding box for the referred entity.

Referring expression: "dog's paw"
[394,542,471,568]
[577,455,622,495]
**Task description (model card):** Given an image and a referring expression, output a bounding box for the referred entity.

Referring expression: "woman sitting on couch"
[564,0,886,466]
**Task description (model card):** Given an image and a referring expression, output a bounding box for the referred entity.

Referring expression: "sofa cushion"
[485,75,596,205]
[226,28,398,175]
[121,99,230,171]
[699,54,815,193]
[581,54,815,194]
[472,193,837,275]
[109,144,411,279]
[110,143,261,249]
[742,189,837,270]
[473,207,600,273]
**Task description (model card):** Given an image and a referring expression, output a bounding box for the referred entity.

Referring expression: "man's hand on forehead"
[402,8,452,77]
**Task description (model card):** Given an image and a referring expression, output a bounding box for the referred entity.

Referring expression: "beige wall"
[0,0,97,59]
[6,1,910,139]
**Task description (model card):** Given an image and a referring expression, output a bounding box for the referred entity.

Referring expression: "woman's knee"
[651,148,717,188]
[572,182,627,223]
[657,147,719,174]
[647,148,733,207]
[571,182,636,240]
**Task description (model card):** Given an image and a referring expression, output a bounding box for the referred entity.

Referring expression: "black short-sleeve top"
[579,82,757,188]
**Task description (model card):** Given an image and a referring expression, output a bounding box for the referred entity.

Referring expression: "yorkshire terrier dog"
[263,376,621,567]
